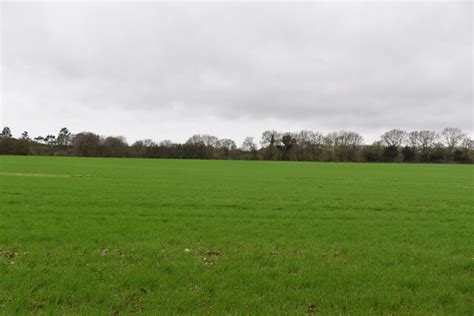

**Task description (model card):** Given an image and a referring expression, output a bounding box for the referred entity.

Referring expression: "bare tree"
[325,131,363,161]
[441,127,465,152]
[103,136,128,157]
[241,136,258,159]
[159,140,172,147]
[381,129,406,147]
[296,130,313,148]
[260,130,279,148]
[296,130,324,148]
[132,139,156,148]
[295,130,324,161]
[185,135,202,146]
[461,137,473,151]
[216,139,236,151]
[72,132,101,156]
[327,131,363,148]
[131,139,156,157]
[407,130,438,161]
[418,130,438,149]
[216,139,236,159]
[184,134,219,159]
[139,139,155,147]
[186,134,219,147]
[241,136,257,152]
[260,130,280,160]
[407,131,420,148]
[202,135,219,147]
[408,130,437,148]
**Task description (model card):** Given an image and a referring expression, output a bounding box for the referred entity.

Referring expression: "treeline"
[0,126,472,163]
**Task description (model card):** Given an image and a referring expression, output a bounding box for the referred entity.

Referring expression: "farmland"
[0,156,473,314]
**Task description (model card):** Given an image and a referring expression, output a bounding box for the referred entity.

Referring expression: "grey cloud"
[1,1,472,143]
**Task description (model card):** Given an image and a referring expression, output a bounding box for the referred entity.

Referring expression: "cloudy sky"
[1,1,472,144]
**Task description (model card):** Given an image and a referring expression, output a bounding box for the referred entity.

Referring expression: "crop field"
[0,156,473,314]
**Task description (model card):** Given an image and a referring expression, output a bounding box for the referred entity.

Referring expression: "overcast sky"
[1,1,472,144]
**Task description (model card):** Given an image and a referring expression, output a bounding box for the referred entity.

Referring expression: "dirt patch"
[307,303,317,314]
[2,249,28,265]
[1,250,19,258]
[201,250,221,268]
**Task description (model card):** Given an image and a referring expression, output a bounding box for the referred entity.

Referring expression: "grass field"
[0,156,473,314]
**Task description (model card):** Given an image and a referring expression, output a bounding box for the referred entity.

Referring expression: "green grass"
[0,156,473,314]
